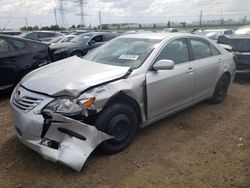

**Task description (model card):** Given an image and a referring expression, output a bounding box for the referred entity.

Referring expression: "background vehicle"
[49,32,118,61]
[70,30,87,35]
[19,31,65,42]
[163,28,179,32]
[49,34,77,44]
[0,34,50,91]
[218,26,250,70]
[196,29,234,41]
[10,33,235,171]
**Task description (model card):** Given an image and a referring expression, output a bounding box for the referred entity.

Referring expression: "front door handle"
[218,59,224,64]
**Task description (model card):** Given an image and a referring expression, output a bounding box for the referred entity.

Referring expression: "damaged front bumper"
[10,87,112,171]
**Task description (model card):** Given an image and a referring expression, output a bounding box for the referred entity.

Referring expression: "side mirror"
[88,40,95,46]
[153,59,175,70]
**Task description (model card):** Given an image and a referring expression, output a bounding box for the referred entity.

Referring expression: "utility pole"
[78,0,87,28]
[99,10,102,30]
[54,7,58,25]
[25,17,28,27]
[199,10,203,26]
[219,8,222,21]
[58,0,66,28]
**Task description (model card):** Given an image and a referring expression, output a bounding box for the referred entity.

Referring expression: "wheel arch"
[224,71,231,82]
[102,92,142,125]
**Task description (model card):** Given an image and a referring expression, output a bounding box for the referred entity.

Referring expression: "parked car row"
[1,25,250,93]
[0,34,50,91]
[194,26,250,71]
[49,32,118,61]
[0,31,118,92]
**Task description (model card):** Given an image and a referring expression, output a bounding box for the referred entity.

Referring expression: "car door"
[189,38,222,101]
[146,38,195,120]
[0,38,20,89]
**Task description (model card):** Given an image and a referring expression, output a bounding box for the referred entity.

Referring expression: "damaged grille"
[13,96,43,112]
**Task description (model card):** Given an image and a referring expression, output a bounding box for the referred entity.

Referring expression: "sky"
[0,0,250,29]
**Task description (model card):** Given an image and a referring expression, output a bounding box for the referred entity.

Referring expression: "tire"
[210,74,230,104]
[95,103,138,154]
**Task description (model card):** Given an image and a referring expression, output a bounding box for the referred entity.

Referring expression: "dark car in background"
[218,26,250,71]
[19,31,65,42]
[49,32,118,61]
[0,34,50,92]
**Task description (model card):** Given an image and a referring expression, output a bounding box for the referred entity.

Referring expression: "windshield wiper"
[123,67,133,78]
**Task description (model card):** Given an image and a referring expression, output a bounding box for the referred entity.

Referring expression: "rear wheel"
[210,74,230,104]
[95,103,138,154]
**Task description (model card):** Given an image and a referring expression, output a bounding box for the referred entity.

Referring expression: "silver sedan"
[10,33,235,171]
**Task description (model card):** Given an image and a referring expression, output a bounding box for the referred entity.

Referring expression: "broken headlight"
[43,97,95,116]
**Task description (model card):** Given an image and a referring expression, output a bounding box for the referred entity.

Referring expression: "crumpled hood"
[20,56,130,97]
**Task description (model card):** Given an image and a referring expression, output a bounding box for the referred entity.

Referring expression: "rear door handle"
[218,59,223,64]
[187,67,194,73]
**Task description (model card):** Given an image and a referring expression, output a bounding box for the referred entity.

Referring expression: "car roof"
[0,34,48,44]
[203,29,231,32]
[77,32,117,37]
[119,32,196,40]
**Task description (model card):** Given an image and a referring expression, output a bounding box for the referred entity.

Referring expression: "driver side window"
[156,38,190,64]
[92,35,103,43]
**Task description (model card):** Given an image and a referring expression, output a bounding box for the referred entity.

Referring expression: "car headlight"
[54,48,68,54]
[43,97,95,116]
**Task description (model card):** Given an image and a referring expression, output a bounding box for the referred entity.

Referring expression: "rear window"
[26,33,39,40]
[39,32,54,38]
[210,44,221,56]
[104,34,116,41]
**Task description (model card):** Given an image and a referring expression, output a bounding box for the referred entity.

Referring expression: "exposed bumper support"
[16,112,113,171]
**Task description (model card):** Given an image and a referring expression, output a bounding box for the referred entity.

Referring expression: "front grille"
[13,96,43,112]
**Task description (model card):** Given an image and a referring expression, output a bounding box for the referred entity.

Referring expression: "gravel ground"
[0,73,250,188]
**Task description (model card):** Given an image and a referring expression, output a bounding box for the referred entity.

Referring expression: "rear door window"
[190,39,212,60]
[210,44,221,56]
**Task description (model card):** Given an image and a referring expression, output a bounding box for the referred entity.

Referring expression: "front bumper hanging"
[15,112,113,171]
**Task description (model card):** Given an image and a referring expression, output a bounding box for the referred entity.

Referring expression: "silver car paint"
[10,86,112,171]
[10,33,235,171]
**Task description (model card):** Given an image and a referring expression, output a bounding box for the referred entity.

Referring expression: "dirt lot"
[0,73,250,188]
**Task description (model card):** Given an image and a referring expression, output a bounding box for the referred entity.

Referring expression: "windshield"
[85,37,160,69]
[61,36,76,42]
[49,36,63,43]
[70,34,92,44]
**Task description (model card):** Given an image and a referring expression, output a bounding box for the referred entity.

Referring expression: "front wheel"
[210,74,230,104]
[95,103,138,154]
